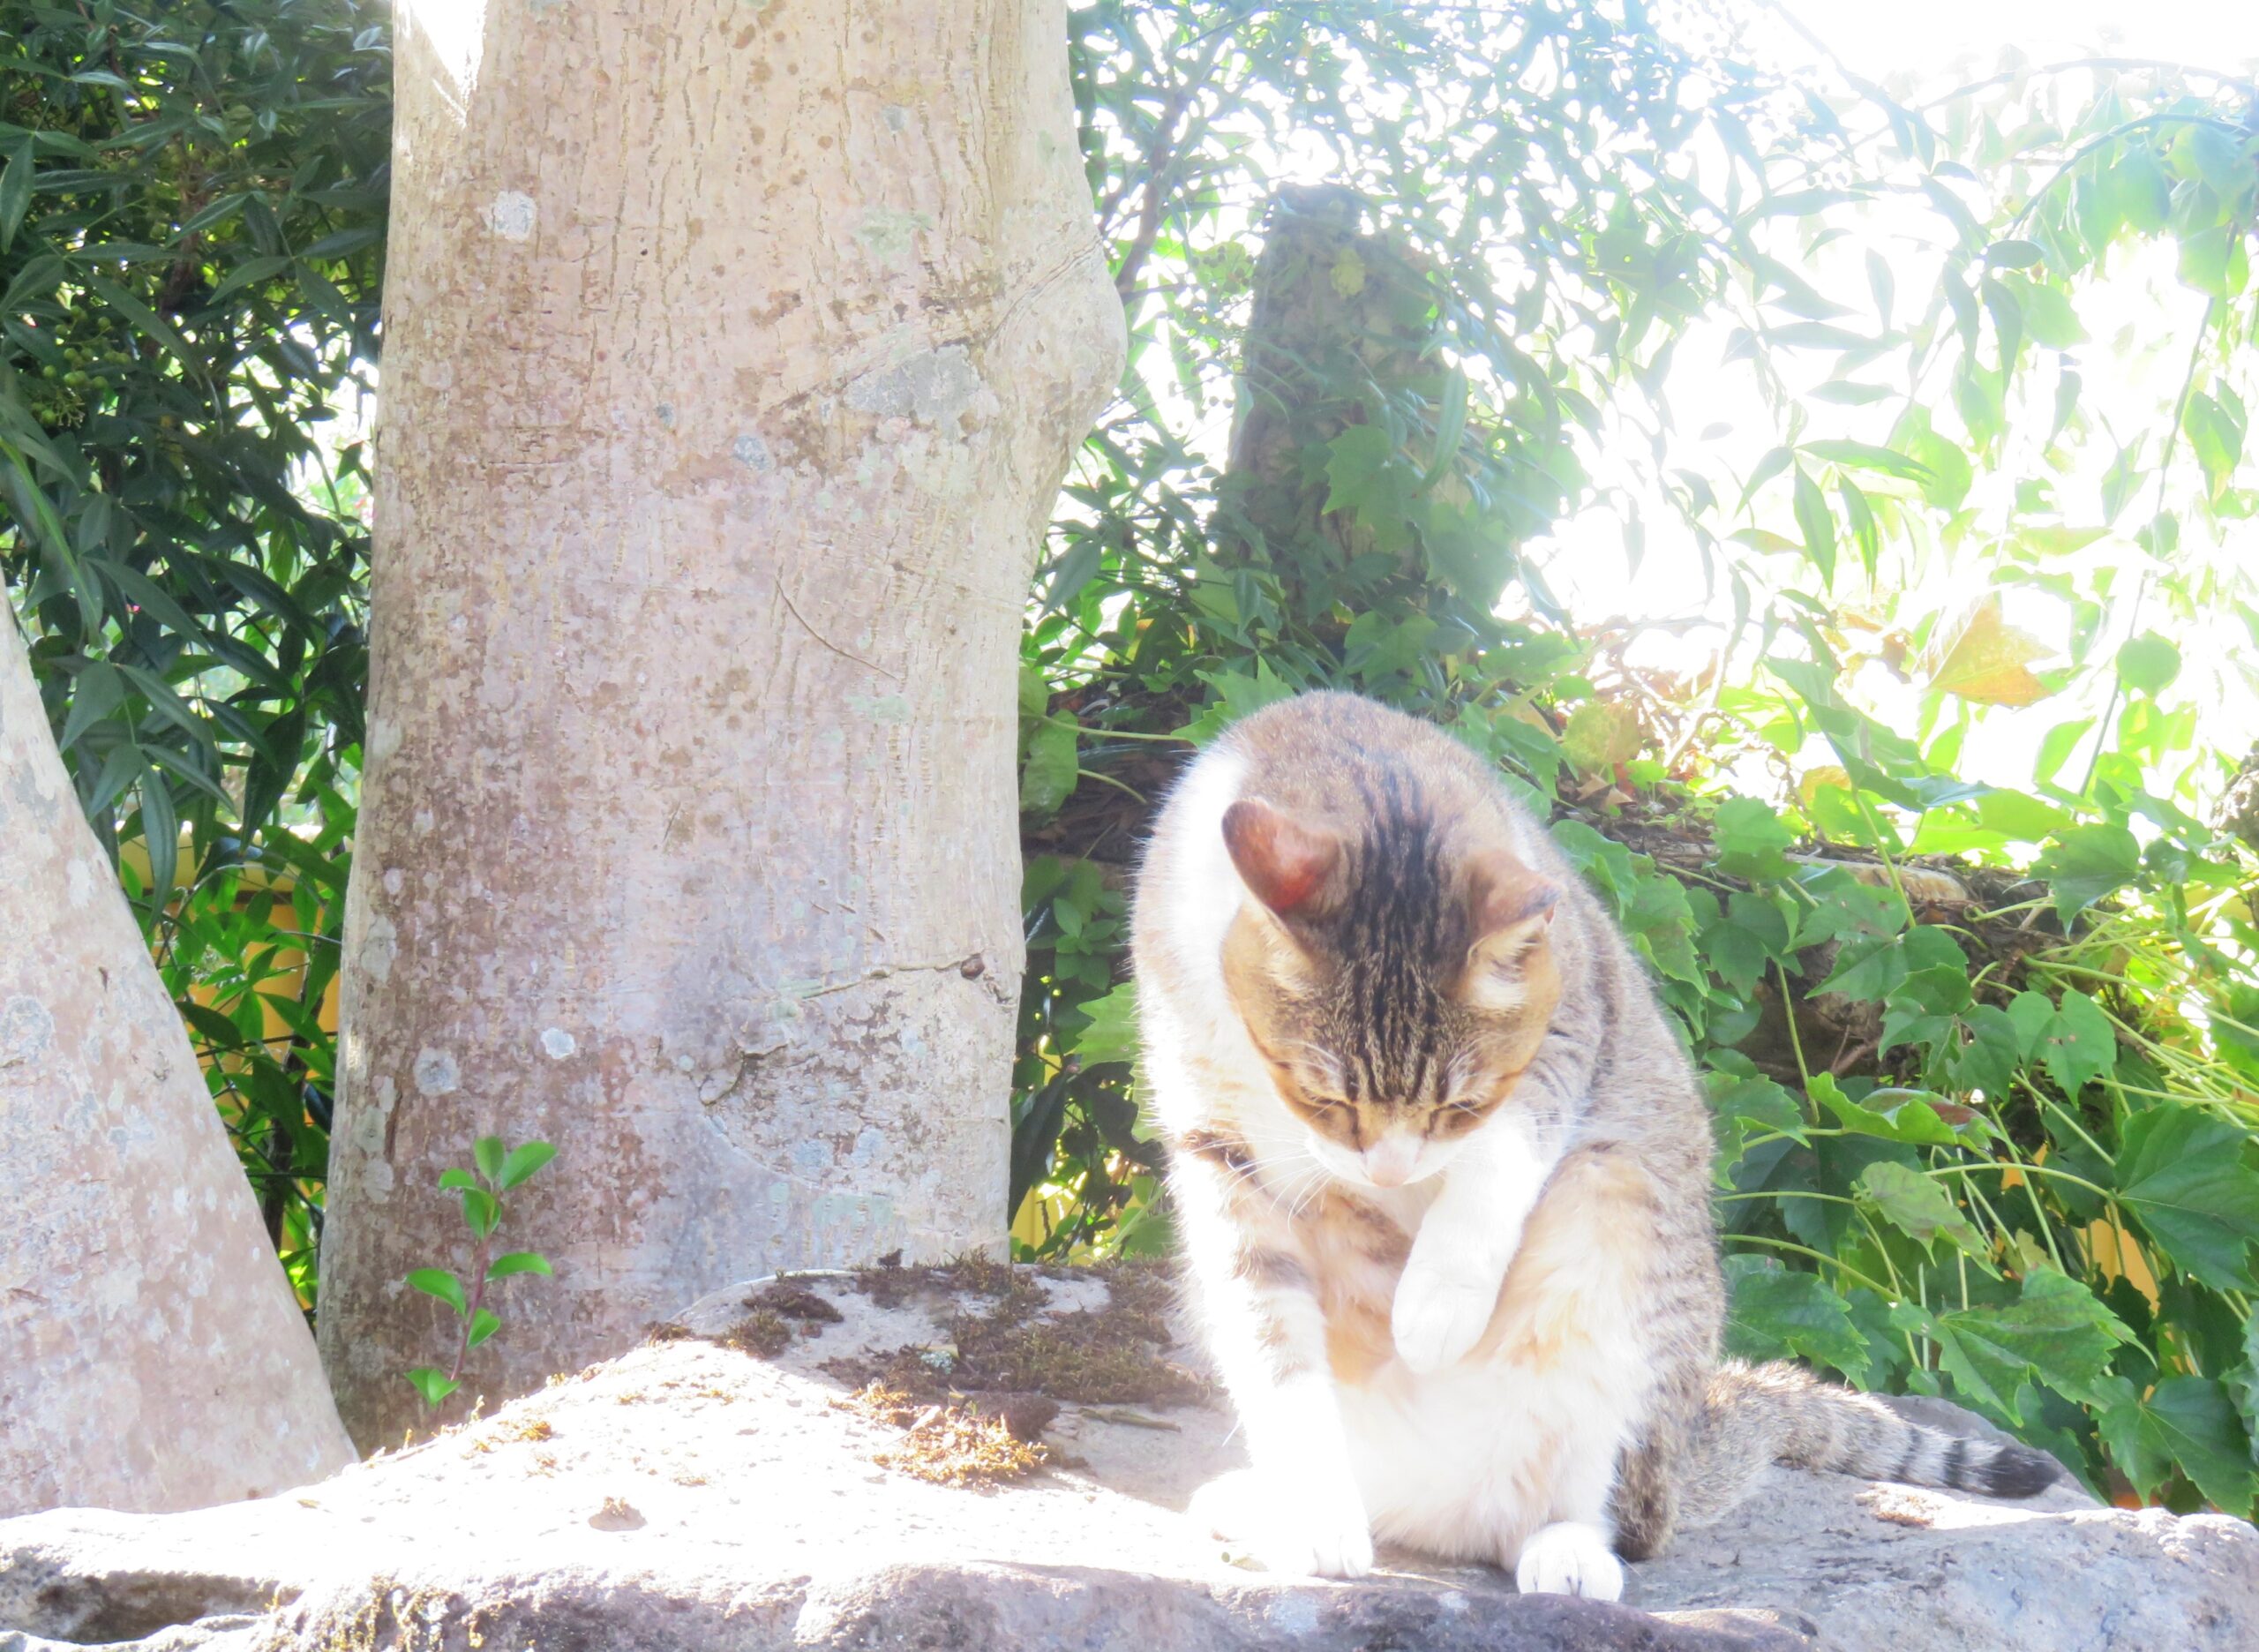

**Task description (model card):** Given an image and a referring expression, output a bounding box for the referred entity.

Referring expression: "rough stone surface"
[0,611,355,1517]
[3,1268,2251,1650]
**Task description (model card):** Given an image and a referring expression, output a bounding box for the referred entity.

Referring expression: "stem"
[1775,959,1815,1100]
[2075,293,2218,796]
[1723,1233,1896,1297]
[449,1198,496,1385]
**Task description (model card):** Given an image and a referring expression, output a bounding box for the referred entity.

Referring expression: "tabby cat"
[1130,691,2057,1598]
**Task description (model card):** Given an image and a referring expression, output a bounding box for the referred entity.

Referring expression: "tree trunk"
[319,1,1122,1444]
[0,614,354,1514]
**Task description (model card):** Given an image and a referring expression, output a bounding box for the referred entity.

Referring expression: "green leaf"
[1562,701,1643,773]
[498,1141,558,1190]
[2097,1375,2258,1516]
[0,137,31,252]
[2039,989,2117,1096]
[1724,1255,1871,1382]
[2115,633,2182,694]
[1897,1268,2131,1423]
[1710,1073,1810,1147]
[138,764,176,903]
[438,1168,479,1193]
[1019,719,1078,816]
[1856,1160,1985,1253]
[60,661,125,751]
[1801,439,1933,482]
[2033,824,2142,921]
[465,1308,503,1349]
[2116,1104,2259,1292]
[1712,797,1793,882]
[1790,465,1835,586]
[2019,283,2084,348]
[460,1187,502,1239]
[2112,146,2173,234]
[2179,226,2245,299]
[1071,982,1141,1065]
[1416,365,1468,491]
[1323,424,1414,550]
[406,1368,462,1408]
[1948,1005,2022,1100]
[474,1137,507,1183]
[486,1251,555,1281]
[406,1268,467,1316]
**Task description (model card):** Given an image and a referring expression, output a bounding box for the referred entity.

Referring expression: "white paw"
[1514,1521,1624,1602]
[1391,1265,1502,1374]
[1191,1467,1374,1579]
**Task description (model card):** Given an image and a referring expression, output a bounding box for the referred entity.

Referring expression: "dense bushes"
[1,0,386,1297]
[1017,2,2259,1513]
[6,0,2259,1515]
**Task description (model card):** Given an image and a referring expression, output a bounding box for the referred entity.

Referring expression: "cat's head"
[1218,794,1562,1188]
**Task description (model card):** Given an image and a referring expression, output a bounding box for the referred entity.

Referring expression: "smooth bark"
[0,612,354,1513]
[319,0,1122,1443]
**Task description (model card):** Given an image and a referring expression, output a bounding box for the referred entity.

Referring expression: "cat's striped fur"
[1131,692,2057,1596]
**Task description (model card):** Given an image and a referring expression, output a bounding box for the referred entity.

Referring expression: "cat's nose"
[1364,1138,1419,1187]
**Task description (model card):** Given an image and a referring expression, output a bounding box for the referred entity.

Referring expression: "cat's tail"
[1675,1359,2061,1526]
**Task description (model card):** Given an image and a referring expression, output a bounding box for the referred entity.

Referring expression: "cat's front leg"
[1169,1150,1373,1578]
[1391,1116,1553,1374]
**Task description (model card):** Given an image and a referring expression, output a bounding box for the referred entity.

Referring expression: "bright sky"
[1516,0,2259,814]
[1801,0,2259,72]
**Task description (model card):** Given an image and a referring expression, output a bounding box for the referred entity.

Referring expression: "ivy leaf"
[2033,825,2142,922]
[1323,424,1415,552]
[2116,1104,2259,1292]
[1724,1255,1872,1382]
[2005,988,2118,1097]
[1071,982,1142,1065]
[1713,797,1793,882]
[1562,701,1643,773]
[1710,1073,1810,1147]
[1894,1268,2132,1423]
[1880,965,1973,1055]
[1947,1005,2022,1100]
[2114,633,2183,695]
[1857,1160,1985,1252]
[1924,594,2054,707]
[2228,1316,2259,1450]
[1793,873,1907,947]
[2095,1375,2258,1516]
[1019,720,1078,817]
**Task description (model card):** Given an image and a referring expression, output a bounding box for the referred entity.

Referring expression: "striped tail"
[1677,1360,2061,1526]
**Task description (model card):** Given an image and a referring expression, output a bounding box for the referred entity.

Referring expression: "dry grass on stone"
[837,1382,1051,1487]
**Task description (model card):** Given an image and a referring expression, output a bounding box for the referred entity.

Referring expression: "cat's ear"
[1462,852,1559,1002]
[1221,797,1342,919]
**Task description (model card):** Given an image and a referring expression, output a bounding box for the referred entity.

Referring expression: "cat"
[1130,690,2059,1599]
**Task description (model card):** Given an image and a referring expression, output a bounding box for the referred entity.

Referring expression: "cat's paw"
[1190,1467,1374,1579]
[1513,1521,1624,1602]
[1391,1264,1502,1374]
[1254,1477,1376,1579]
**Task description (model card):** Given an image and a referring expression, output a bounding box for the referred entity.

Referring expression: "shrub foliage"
[1018,1,2259,1516]
[5,0,2259,1515]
